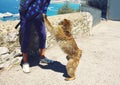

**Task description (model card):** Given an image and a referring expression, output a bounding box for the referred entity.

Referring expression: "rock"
[2,61,11,69]
[13,48,22,57]
[0,47,9,55]
[3,58,20,70]
[2,32,18,43]
[1,54,10,62]
[0,64,4,70]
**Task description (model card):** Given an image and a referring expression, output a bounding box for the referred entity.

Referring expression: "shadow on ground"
[39,61,69,77]
[20,54,68,77]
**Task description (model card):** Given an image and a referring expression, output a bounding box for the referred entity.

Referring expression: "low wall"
[0,12,93,50]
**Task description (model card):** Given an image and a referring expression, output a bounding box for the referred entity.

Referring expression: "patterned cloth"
[19,0,50,19]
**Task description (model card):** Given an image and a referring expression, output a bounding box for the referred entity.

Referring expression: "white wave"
[0,12,13,18]
[13,13,19,17]
[0,12,19,18]
[48,7,57,11]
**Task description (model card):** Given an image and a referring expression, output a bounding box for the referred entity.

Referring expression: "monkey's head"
[59,19,72,37]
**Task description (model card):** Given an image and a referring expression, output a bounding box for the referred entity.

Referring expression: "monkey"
[43,15,82,81]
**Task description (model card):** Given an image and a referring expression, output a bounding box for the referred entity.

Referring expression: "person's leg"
[22,49,30,73]
[34,16,46,56]
[40,48,46,58]
[20,21,31,72]
[34,15,54,64]
[22,53,28,63]
[21,28,30,63]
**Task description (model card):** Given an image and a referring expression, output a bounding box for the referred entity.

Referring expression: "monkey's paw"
[65,76,76,81]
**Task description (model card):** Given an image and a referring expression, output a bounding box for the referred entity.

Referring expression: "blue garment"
[19,0,51,53]
[19,0,51,19]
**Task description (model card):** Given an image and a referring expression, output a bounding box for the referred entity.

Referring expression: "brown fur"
[43,15,82,81]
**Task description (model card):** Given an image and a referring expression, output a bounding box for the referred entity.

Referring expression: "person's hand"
[42,13,46,18]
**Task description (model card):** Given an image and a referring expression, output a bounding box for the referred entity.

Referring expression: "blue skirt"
[20,15,46,53]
